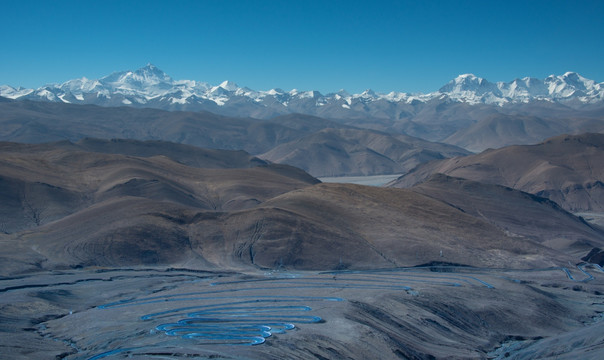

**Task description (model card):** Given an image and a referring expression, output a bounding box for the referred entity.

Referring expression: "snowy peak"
[1,65,602,110]
[101,64,173,89]
[0,84,34,98]
[359,89,377,98]
[544,72,598,98]
[59,77,102,93]
[441,74,478,88]
[218,80,239,92]
[560,71,590,86]
[437,72,603,105]
[133,63,173,83]
[437,74,503,104]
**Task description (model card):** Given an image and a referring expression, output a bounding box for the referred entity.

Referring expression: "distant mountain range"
[2,65,604,154]
[2,64,603,118]
[0,101,469,177]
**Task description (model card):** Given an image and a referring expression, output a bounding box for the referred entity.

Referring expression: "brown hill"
[259,128,469,177]
[243,183,571,269]
[64,138,269,169]
[391,133,604,212]
[442,114,568,152]
[3,141,604,276]
[0,101,471,176]
[411,174,604,258]
[9,182,574,275]
[0,101,301,154]
[0,141,316,234]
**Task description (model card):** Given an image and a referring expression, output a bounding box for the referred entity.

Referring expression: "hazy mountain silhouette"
[0,101,474,177]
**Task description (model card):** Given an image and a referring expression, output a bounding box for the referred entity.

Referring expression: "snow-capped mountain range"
[1,64,603,118]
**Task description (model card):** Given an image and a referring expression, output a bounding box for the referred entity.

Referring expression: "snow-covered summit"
[436,71,603,105]
[438,74,502,104]
[1,65,602,112]
[440,74,491,91]
[98,63,174,97]
[218,80,239,92]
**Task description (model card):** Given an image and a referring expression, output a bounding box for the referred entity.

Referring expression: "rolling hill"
[2,140,603,276]
[391,133,604,212]
[259,128,469,176]
[0,140,315,234]
[411,174,604,258]
[0,101,472,177]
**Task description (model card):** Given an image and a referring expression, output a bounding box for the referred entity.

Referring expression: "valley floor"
[318,174,402,187]
[576,212,604,227]
[2,264,604,359]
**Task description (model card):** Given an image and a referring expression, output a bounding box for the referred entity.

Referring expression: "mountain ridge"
[0,101,473,177]
[2,65,602,116]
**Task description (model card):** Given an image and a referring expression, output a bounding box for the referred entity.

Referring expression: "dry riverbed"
[2,265,604,359]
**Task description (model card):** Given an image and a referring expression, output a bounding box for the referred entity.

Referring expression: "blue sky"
[2,0,603,94]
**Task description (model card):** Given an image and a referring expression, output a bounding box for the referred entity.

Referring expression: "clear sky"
[2,0,603,94]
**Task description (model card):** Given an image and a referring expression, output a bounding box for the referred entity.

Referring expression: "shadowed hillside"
[391,133,604,212]
[442,114,568,152]
[0,141,316,234]
[0,101,306,154]
[259,128,469,177]
[8,183,583,275]
[2,140,604,277]
[0,101,473,177]
[411,174,604,258]
[64,138,269,169]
